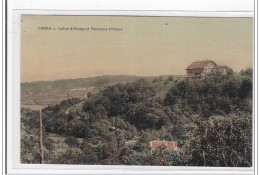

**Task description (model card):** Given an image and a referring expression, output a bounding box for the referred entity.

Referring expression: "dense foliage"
[21,69,252,166]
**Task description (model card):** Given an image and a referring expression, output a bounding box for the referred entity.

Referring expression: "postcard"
[20,15,253,167]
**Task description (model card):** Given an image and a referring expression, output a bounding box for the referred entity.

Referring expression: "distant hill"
[21,75,143,94]
[21,75,180,94]
[21,75,180,108]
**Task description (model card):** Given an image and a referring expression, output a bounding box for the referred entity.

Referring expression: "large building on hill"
[185,60,228,81]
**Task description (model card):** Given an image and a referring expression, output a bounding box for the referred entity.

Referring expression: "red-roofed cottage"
[186,60,228,81]
[148,141,178,150]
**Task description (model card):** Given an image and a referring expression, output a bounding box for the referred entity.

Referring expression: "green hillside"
[21,70,252,166]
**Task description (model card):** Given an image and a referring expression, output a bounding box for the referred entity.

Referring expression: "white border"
[8,0,254,11]
[7,8,255,175]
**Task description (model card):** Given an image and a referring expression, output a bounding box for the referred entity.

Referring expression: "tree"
[185,113,252,167]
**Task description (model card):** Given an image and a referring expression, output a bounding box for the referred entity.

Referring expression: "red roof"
[148,141,178,149]
[215,65,228,69]
[186,60,216,70]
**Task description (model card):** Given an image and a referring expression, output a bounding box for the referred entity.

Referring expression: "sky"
[21,15,253,82]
